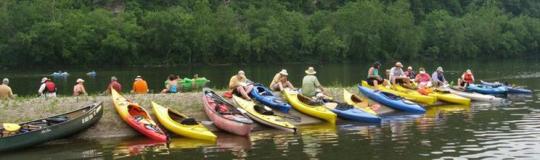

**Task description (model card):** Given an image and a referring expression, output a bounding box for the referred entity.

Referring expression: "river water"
[0,60,539,159]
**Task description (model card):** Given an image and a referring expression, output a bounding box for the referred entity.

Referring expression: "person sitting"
[405,66,416,81]
[415,68,432,88]
[229,70,254,100]
[73,78,87,96]
[105,76,122,94]
[0,78,14,99]
[302,67,328,99]
[269,69,294,91]
[38,77,57,98]
[131,75,149,94]
[161,74,179,93]
[432,66,447,87]
[389,62,412,88]
[366,62,385,87]
[458,69,475,88]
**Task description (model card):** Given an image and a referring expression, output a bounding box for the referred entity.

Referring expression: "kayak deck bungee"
[393,85,471,105]
[342,89,378,115]
[358,85,426,113]
[282,89,337,124]
[111,89,168,142]
[232,95,297,132]
[249,84,292,113]
[361,81,437,105]
[151,102,217,142]
[324,102,381,123]
[202,88,254,136]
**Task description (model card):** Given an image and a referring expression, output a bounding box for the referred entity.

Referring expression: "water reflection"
[112,138,168,159]
[298,124,338,160]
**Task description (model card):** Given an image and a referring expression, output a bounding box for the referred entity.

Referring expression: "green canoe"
[179,78,210,91]
[0,102,103,152]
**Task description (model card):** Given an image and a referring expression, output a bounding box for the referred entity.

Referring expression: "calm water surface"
[0,60,539,159]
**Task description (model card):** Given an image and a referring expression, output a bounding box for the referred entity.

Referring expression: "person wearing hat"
[73,78,87,96]
[389,62,412,87]
[366,62,385,86]
[131,75,149,94]
[432,66,447,87]
[0,78,14,99]
[458,69,475,88]
[38,77,57,98]
[404,66,416,81]
[269,69,295,91]
[105,76,122,94]
[229,70,254,100]
[302,66,326,97]
[415,67,432,88]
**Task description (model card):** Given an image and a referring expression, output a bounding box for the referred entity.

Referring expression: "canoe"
[361,81,437,105]
[447,88,505,103]
[180,78,210,91]
[342,89,378,115]
[480,81,532,94]
[202,88,254,136]
[249,84,292,113]
[358,85,425,113]
[324,102,381,123]
[151,102,217,142]
[0,102,103,152]
[232,95,296,132]
[393,85,471,105]
[466,84,507,94]
[111,89,168,142]
[282,89,337,124]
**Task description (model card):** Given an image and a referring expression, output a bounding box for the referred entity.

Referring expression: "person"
[432,66,447,87]
[458,69,475,88]
[73,78,87,96]
[405,66,416,80]
[105,76,122,94]
[38,77,57,98]
[131,75,149,94]
[415,68,432,88]
[269,69,294,91]
[228,70,254,100]
[0,78,14,99]
[302,67,327,98]
[389,62,412,87]
[366,62,384,86]
[161,74,179,93]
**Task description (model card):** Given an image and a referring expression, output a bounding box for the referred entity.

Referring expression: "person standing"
[73,78,87,96]
[432,66,447,87]
[269,69,294,91]
[302,66,326,98]
[105,76,122,94]
[228,70,254,100]
[38,77,57,98]
[131,75,149,94]
[0,78,14,99]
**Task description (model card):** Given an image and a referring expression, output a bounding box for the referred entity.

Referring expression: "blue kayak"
[325,103,381,123]
[466,84,507,94]
[249,84,292,113]
[358,85,425,114]
[480,81,532,94]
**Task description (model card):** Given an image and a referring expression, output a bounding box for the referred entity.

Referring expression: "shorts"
[367,78,383,86]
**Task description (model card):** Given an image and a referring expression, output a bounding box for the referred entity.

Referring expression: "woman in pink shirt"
[415,68,432,88]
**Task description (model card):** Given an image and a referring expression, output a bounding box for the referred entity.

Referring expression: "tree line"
[1,0,539,67]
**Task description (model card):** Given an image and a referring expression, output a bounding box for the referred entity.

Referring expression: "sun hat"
[395,62,403,67]
[135,75,142,80]
[305,67,317,75]
[2,78,8,84]
[437,67,444,72]
[466,69,472,73]
[41,77,48,83]
[76,78,85,83]
[111,76,118,81]
[279,69,288,76]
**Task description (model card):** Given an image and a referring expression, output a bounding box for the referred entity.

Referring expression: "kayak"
[324,102,381,123]
[282,89,337,124]
[0,102,103,152]
[249,84,292,113]
[393,85,471,105]
[232,96,297,132]
[361,81,437,105]
[480,81,532,94]
[466,84,507,94]
[447,87,505,103]
[111,89,168,142]
[202,88,254,136]
[358,85,425,113]
[342,89,378,115]
[151,102,217,142]
[180,78,210,91]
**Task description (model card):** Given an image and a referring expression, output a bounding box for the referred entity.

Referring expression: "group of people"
[366,61,476,90]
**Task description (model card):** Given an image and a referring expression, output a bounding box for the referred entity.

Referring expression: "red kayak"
[111,89,168,142]
[202,88,254,136]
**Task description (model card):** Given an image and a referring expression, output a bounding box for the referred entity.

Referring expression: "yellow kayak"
[342,89,378,115]
[232,96,297,132]
[425,104,471,118]
[282,89,337,124]
[151,102,217,142]
[393,85,471,105]
[361,81,437,105]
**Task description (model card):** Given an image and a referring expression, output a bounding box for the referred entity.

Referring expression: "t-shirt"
[302,75,321,97]
[228,75,245,89]
[415,73,431,82]
[0,84,13,99]
[108,81,122,93]
[432,71,446,83]
[389,67,405,82]
[132,80,149,94]
[269,73,281,87]
[73,84,86,96]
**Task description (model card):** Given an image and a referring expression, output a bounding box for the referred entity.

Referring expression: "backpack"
[45,81,56,93]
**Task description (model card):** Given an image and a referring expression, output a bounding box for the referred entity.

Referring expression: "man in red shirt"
[105,76,122,94]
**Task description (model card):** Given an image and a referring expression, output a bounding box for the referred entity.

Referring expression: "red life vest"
[463,73,474,83]
[45,81,56,92]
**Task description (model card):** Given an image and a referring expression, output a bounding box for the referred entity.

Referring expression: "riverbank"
[0,87,356,139]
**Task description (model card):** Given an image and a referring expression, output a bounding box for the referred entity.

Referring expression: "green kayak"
[179,78,210,91]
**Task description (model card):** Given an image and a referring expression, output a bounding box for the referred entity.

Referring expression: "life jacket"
[463,73,474,83]
[169,85,177,93]
[45,81,56,93]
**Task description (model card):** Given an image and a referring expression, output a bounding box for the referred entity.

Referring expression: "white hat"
[279,69,288,76]
[395,62,403,67]
[41,77,48,83]
[305,67,316,75]
[76,78,85,83]
[437,66,444,72]
[2,78,8,84]
[135,75,142,80]
[466,69,472,73]
[407,66,413,70]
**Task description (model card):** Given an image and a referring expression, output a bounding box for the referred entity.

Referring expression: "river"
[0,59,539,159]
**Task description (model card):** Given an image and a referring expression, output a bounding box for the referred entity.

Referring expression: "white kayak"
[448,88,505,103]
